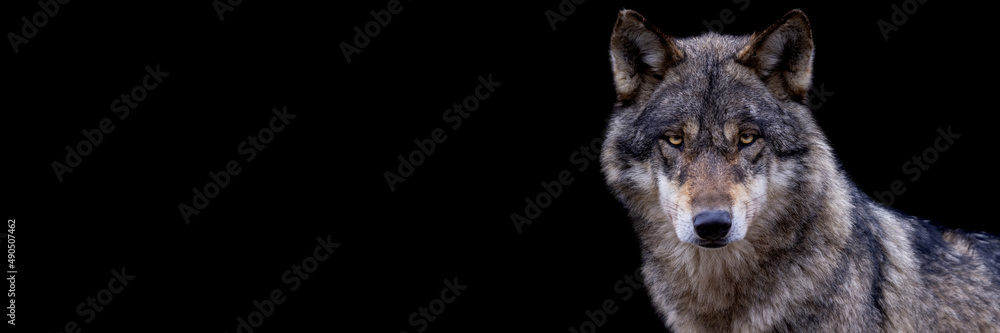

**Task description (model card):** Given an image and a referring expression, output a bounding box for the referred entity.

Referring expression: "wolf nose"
[693,210,732,241]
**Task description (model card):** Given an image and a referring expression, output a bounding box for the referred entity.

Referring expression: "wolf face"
[602,10,825,249]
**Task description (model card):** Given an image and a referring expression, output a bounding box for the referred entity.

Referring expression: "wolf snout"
[693,210,732,242]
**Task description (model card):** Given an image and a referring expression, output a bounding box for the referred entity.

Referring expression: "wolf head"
[602,9,836,250]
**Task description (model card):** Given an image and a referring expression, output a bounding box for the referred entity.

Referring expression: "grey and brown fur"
[600,9,1000,332]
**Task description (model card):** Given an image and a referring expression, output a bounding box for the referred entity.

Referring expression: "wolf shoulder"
[872,201,1000,283]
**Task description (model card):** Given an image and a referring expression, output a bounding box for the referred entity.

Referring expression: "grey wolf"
[600,9,1000,332]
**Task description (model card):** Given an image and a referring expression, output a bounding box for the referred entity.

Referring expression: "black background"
[3,0,995,332]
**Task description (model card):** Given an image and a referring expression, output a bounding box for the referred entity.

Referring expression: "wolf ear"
[737,9,814,102]
[610,10,684,103]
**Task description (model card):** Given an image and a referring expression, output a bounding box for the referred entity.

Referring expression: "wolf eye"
[739,133,757,146]
[665,135,683,147]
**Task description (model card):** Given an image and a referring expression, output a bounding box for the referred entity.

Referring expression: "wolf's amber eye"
[739,133,756,146]
[666,135,683,147]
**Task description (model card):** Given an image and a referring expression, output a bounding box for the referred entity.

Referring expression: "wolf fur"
[600,9,1000,332]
